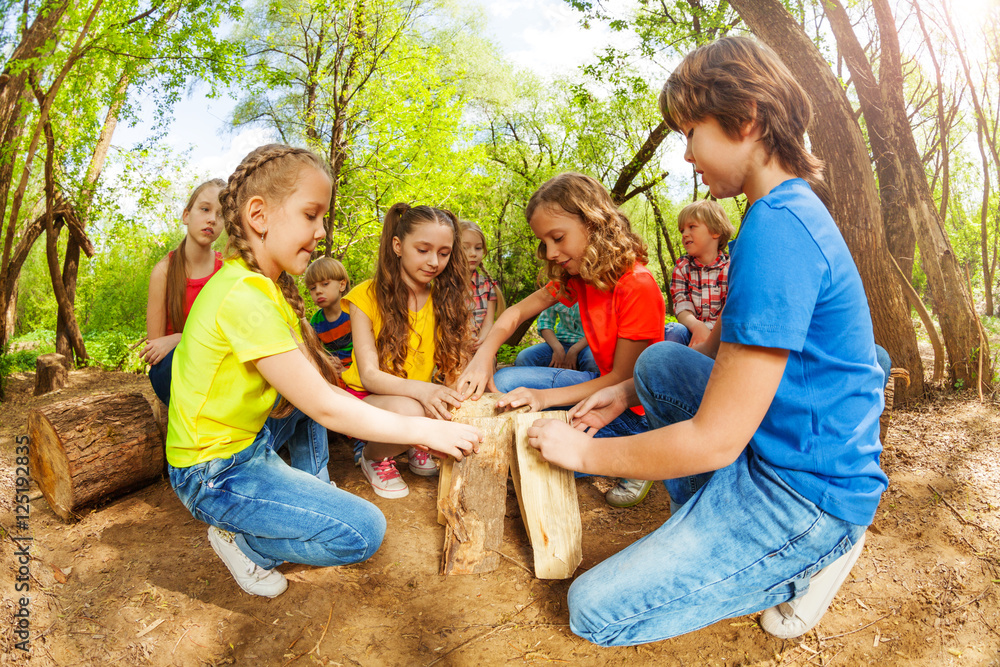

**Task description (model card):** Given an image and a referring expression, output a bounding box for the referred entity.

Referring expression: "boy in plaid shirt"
[665,199,735,347]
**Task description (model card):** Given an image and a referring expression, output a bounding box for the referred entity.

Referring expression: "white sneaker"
[760,533,867,639]
[207,526,287,598]
[407,447,438,476]
[605,478,654,508]
[360,456,409,499]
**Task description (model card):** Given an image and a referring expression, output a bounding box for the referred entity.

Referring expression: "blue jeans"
[662,322,692,346]
[493,365,647,439]
[515,341,599,374]
[566,342,865,645]
[148,348,174,406]
[168,408,385,569]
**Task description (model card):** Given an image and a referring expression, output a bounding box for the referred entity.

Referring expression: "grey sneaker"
[207,526,287,598]
[605,478,654,508]
[360,456,409,499]
[760,533,867,639]
[407,447,438,476]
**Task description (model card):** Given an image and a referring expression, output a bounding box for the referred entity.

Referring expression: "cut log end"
[33,353,68,396]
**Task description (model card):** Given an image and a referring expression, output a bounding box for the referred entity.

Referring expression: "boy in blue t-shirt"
[305,257,353,370]
[526,36,888,646]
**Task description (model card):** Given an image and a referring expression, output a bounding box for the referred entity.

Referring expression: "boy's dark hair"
[304,256,350,291]
[678,199,736,252]
[659,35,824,185]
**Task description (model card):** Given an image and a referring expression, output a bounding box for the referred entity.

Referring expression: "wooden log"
[151,397,168,443]
[33,353,68,396]
[27,392,164,521]
[440,416,512,575]
[437,394,528,525]
[510,411,582,579]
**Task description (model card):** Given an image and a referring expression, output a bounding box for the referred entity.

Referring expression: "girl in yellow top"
[166,145,481,599]
[341,203,471,499]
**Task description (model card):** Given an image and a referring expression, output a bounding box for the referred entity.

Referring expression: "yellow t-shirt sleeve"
[218,273,300,363]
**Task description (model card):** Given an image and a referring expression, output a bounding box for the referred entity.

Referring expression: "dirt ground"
[1,367,999,667]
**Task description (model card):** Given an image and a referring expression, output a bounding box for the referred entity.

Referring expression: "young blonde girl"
[457,173,665,458]
[166,145,481,598]
[142,179,226,405]
[341,204,472,498]
[460,219,505,349]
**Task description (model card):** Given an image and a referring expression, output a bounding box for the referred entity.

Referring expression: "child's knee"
[567,577,623,647]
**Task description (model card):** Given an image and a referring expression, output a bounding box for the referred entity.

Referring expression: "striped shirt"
[469,269,497,334]
[310,309,353,367]
[670,253,730,325]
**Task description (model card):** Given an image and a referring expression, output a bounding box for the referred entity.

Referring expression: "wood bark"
[439,417,511,575]
[509,411,581,579]
[33,353,68,396]
[27,392,164,521]
[728,0,926,400]
[825,0,991,392]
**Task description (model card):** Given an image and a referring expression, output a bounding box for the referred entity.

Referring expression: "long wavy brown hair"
[219,144,341,418]
[374,203,471,385]
[165,179,226,332]
[525,173,648,295]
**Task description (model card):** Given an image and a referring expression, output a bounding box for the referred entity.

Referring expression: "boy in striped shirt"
[305,257,353,370]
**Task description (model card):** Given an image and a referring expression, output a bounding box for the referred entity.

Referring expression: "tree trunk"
[646,193,676,314]
[26,392,164,522]
[729,0,925,400]
[609,121,668,205]
[509,411,580,579]
[55,237,80,365]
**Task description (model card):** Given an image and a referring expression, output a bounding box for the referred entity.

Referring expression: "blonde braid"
[220,144,340,418]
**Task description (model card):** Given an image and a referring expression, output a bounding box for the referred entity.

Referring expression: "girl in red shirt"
[457,173,665,505]
[143,179,226,405]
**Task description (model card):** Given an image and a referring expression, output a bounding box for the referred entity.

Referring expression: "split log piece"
[439,416,512,575]
[510,411,582,579]
[33,353,68,396]
[437,393,528,526]
[27,392,164,521]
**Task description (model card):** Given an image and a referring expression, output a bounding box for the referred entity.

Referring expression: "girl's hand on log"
[141,334,181,365]
[568,385,628,433]
[417,383,465,421]
[418,419,483,460]
[496,387,545,412]
[527,418,593,471]
[456,357,498,401]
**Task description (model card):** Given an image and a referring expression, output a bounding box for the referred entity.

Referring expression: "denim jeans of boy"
[662,322,692,346]
[168,409,385,570]
[514,341,599,374]
[493,365,646,439]
[566,342,865,645]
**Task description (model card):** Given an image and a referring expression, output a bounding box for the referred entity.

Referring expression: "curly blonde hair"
[219,143,341,417]
[526,173,648,294]
[375,203,471,385]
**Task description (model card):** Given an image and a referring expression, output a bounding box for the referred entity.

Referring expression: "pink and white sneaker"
[407,447,438,476]
[360,456,409,499]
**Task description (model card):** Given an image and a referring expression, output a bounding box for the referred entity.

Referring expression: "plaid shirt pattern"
[536,301,585,344]
[469,269,497,332]
[670,253,730,324]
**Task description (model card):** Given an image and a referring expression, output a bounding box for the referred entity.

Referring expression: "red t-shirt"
[548,263,665,414]
[165,251,224,335]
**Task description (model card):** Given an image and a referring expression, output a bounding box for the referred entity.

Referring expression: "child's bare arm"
[457,287,558,399]
[676,310,712,347]
[350,307,463,419]
[141,259,182,364]
[497,337,649,412]
[528,342,787,479]
[256,349,482,459]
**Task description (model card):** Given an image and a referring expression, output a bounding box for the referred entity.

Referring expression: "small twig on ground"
[172,626,192,654]
[951,586,992,612]
[928,485,992,533]
[426,622,569,667]
[489,548,533,576]
[817,613,892,641]
[979,612,1000,639]
[309,605,334,656]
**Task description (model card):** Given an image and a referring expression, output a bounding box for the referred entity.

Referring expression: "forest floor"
[1,363,999,667]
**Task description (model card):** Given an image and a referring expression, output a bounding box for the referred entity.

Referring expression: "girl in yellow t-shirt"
[166,145,481,599]
[341,203,471,499]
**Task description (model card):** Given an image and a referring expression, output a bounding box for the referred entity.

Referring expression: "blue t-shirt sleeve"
[721,202,828,353]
